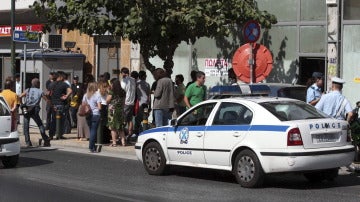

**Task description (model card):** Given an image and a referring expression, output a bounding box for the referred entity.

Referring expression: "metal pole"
[249,43,254,84]
[24,43,26,88]
[55,107,62,139]
[10,0,16,76]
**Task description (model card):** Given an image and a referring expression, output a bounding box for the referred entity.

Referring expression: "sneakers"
[43,140,51,147]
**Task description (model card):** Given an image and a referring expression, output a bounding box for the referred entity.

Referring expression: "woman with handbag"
[82,82,102,153]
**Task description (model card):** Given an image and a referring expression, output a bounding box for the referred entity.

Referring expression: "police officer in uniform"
[315,77,353,122]
[306,72,324,106]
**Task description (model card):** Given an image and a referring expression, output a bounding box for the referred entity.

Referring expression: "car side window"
[0,99,10,116]
[178,103,217,126]
[213,102,253,125]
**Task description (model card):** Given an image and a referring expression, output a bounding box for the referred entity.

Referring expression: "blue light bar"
[209,84,270,96]
[209,85,242,95]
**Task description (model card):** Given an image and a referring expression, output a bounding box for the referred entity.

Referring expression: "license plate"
[313,133,339,143]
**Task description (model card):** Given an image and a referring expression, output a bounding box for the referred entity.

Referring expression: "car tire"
[142,142,168,175]
[2,154,19,168]
[233,149,264,188]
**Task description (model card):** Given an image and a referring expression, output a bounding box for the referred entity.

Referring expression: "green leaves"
[32,0,277,72]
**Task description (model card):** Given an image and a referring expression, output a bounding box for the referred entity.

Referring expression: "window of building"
[300,26,326,53]
[344,0,360,20]
[257,0,297,22]
[300,0,326,21]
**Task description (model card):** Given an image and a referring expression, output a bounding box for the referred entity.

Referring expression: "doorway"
[298,57,325,86]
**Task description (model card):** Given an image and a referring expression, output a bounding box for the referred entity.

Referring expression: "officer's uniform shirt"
[315,91,352,120]
[306,84,322,104]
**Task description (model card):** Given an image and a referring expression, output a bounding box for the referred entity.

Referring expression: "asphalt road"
[1,149,360,202]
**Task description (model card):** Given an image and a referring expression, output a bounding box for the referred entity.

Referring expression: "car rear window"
[277,87,306,102]
[259,101,327,121]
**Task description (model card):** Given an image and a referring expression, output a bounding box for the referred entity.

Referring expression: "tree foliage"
[32,0,277,74]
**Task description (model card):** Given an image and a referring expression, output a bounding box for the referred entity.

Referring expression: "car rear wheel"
[2,154,19,168]
[304,168,338,183]
[233,149,264,188]
[142,142,168,175]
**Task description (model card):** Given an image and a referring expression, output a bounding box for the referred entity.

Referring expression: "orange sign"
[0,24,43,37]
[232,43,273,83]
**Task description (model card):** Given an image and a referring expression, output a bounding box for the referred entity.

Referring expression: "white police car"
[135,96,355,187]
[0,95,20,168]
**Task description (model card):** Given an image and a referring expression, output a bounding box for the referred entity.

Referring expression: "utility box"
[19,51,85,125]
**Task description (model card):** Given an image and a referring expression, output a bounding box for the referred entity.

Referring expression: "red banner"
[0,24,44,37]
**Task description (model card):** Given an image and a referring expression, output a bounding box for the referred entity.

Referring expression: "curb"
[17,124,137,158]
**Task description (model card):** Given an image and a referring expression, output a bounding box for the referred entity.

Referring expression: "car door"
[0,97,12,138]
[204,102,253,166]
[167,102,217,164]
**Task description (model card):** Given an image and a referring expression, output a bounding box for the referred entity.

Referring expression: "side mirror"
[170,119,177,126]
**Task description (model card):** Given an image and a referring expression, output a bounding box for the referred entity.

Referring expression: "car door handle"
[233,132,240,137]
[196,132,203,137]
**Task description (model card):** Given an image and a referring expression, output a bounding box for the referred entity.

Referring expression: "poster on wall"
[204,58,230,77]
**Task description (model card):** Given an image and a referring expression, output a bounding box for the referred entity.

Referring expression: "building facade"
[149,0,359,106]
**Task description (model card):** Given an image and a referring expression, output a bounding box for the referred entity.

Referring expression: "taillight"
[287,128,303,146]
[347,125,352,142]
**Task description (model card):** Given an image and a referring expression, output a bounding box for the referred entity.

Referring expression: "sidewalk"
[17,124,137,160]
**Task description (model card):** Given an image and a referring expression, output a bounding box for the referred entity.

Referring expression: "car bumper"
[0,131,20,157]
[259,145,355,173]
[135,143,142,162]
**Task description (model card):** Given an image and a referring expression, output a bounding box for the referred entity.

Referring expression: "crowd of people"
[0,67,207,153]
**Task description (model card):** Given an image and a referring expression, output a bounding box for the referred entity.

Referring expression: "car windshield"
[259,101,328,121]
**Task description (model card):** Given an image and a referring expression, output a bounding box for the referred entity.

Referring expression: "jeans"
[70,106,78,127]
[154,108,172,127]
[23,107,49,145]
[88,114,100,152]
[49,105,65,138]
[63,104,71,134]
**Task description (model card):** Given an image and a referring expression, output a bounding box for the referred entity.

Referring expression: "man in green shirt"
[184,71,206,108]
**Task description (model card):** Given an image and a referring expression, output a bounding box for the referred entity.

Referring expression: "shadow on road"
[169,166,360,189]
[170,166,237,184]
[15,156,54,168]
[265,172,360,190]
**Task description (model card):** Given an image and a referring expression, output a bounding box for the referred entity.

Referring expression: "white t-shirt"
[16,81,21,96]
[121,76,136,105]
[82,91,102,115]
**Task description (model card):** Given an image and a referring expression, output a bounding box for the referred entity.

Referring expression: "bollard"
[142,105,149,131]
[55,106,62,139]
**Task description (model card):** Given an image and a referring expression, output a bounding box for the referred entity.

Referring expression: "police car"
[135,89,355,188]
[0,95,20,168]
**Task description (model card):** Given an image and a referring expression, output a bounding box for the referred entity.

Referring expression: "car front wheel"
[233,149,264,188]
[142,142,168,175]
[2,154,19,168]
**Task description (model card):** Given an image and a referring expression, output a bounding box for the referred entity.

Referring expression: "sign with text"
[0,24,43,37]
[204,58,230,77]
[13,30,39,43]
